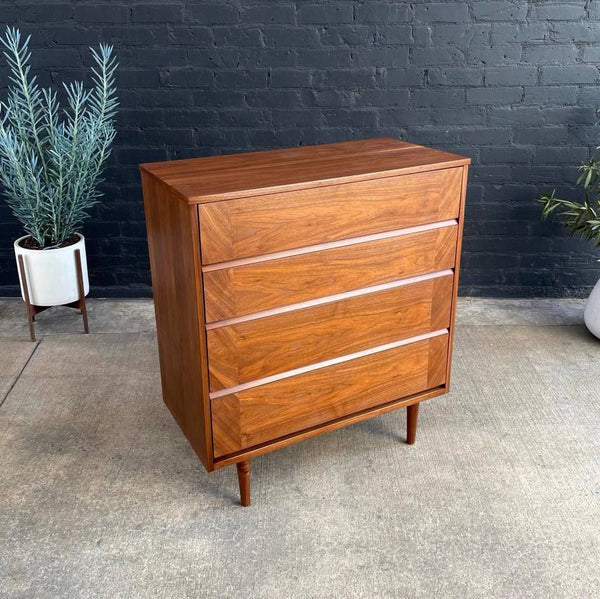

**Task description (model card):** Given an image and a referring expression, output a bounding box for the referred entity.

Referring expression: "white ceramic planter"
[584,278,600,339]
[14,234,89,306]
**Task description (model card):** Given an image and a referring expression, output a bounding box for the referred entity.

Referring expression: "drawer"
[207,272,453,391]
[198,167,463,265]
[203,222,458,323]
[211,332,449,458]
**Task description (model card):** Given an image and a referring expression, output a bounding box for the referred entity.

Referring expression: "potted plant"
[0,27,117,315]
[540,156,600,338]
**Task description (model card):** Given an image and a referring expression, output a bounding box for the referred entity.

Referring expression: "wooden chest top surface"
[139,137,470,204]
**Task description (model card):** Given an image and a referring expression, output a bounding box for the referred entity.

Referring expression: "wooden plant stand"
[17,248,89,342]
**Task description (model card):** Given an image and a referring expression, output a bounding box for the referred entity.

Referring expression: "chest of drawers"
[140,138,469,506]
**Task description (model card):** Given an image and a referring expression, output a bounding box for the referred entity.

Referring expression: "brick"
[270,69,312,88]
[137,89,193,108]
[523,44,577,64]
[313,68,376,89]
[213,27,263,47]
[116,69,160,89]
[583,47,600,62]
[490,23,548,43]
[485,66,537,86]
[376,26,413,44]
[379,108,432,127]
[412,88,465,107]
[355,89,410,106]
[101,25,164,46]
[466,44,521,64]
[133,4,183,23]
[166,68,213,88]
[243,5,296,24]
[29,49,81,68]
[533,147,589,164]
[531,4,586,20]
[428,67,483,86]
[460,127,511,144]
[489,106,545,125]
[434,23,489,46]
[523,86,578,105]
[540,66,599,85]
[353,47,409,68]
[301,89,353,107]
[322,110,377,128]
[578,87,600,105]
[320,26,372,46]
[241,48,296,68]
[246,90,301,108]
[215,69,268,89]
[21,3,73,22]
[415,3,469,22]
[298,5,353,24]
[75,5,128,22]
[472,1,527,21]
[544,106,597,124]
[467,87,522,105]
[193,90,246,107]
[550,23,600,43]
[166,27,213,46]
[412,47,466,66]
[135,48,187,67]
[413,26,432,46]
[386,68,425,87]
[356,3,411,23]
[409,127,460,145]
[513,127,568,145]
[295,48,351,68]
[432,107,486,125]
[188,4,239,24]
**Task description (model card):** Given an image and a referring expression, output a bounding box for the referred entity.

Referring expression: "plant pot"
[584,278,600,339]
[14,234,89,307]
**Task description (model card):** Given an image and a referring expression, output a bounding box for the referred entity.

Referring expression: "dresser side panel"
[141,172,213,470]
[445,164,469,389]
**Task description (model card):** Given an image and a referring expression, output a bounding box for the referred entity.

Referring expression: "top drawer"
[198,167,463,265]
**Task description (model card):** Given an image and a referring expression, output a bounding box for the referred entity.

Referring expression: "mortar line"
[0,339,41,409]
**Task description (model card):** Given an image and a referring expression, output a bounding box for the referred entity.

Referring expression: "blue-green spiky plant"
[0,27,118,248]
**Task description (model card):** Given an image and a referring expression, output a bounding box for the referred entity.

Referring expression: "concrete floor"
[0,298,598,598]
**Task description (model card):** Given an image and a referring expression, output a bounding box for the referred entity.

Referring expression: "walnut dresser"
[140,138,470,506]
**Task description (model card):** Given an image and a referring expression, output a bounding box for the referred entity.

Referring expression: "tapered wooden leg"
[406,403,419,445]
[236,460,250,506]
[74,249,89,334]
[17,255,36,342]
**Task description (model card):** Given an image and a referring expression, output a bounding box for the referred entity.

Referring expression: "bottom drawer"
[211,332,449,458]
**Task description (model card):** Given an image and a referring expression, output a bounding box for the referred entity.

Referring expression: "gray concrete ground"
[0,298,598,598]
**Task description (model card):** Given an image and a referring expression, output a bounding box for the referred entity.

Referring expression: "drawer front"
[211,332,449,458]
[207,273,453,391]
[198,167,463,265]
[203,223,457,323]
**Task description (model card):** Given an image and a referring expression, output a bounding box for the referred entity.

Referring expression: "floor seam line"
[0,339,41,408]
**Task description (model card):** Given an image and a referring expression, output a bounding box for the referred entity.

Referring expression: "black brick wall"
[1,1,600,297]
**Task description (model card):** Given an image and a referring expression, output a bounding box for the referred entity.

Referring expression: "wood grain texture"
[211,333,449,458]
[203,224,458,322]
[198,166,463,264]
[140,137,470,205]
[141,171,213,470]
[212,387,447,470]
[207,274,453,391]
[406,403,419,445]
[445,164,469,390]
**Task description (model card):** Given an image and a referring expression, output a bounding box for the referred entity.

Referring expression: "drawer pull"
[209,328,448,399]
